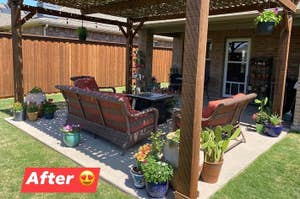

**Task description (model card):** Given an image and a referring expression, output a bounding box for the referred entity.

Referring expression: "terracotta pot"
[27,112,38,121]
[200,160,223,183]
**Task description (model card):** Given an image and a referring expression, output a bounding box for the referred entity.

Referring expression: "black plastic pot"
[257,22,275,34]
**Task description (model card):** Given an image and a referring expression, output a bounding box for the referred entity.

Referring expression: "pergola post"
[137,29,153,91]
[125,18,134,94]
[175,0,210,198]
[9,0,24,102]
[273,13,293,117]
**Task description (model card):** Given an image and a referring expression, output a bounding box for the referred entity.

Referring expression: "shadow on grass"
[0,108,13,117]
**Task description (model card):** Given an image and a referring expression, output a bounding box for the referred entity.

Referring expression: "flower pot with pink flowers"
[61,124,81,147]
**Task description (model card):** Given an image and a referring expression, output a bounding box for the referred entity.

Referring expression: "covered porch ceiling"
[36,0,298,21]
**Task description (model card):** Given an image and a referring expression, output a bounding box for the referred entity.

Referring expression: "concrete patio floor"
[6,104,288,199]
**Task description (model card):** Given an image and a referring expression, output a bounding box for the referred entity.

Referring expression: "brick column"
[292,67,300,131]
[137,29,153,91]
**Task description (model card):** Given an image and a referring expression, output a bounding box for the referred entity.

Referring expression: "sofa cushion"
[74,77,99,91]
[103,93,138,114]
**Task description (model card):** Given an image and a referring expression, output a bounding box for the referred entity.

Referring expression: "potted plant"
[163,129,180,167]
[200,125,241,183]
[12,101,24,121]
[77,27,88,41]
[252,111,269,133]
[26,103,38,121]
[255,8,282,33]
[141,156,173,198]
[43,99,58,119]
[25,86,46,117]
[252,97,270,133]
[130,143,152,188]
[265,114,282,137]
[149,131,165,160]
[60,124,81,147]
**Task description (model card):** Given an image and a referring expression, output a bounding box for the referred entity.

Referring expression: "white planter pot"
[25,92,46,105]
[163,141,179,168]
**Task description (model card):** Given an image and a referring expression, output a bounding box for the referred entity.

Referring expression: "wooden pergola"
[9,0,298,198]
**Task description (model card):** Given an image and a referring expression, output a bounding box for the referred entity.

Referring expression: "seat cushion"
[74,77,99,91]
[202,98,232,118]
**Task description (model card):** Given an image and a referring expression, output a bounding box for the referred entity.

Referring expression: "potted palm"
[130,143,152,188]
[141,156,173,198]
[255,8,282,34]
[60,124,81,147]
[12,101,25,121]
[200,125,241,183]
[43,99,58,119]
[265,114,282,137]
[26,103,39,121]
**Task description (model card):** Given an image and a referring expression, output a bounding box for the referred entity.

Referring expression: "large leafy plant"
[255,9,282,26]
[201,125,241,162]
[141,156,173,184]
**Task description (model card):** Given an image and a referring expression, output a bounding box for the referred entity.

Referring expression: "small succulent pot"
[13,111,25,121]
[200,160,224,183]
[265,123,283,137]
[145,181,169,198]
[129,166,145,188]
[255,123,265,133]
[63,131,80,147]
[27,112,38,121]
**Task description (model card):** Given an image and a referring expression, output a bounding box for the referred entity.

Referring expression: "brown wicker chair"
[56,85,158,150]
[173,93,257,151]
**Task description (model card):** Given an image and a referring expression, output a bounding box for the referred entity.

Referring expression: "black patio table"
[127,92,174,124]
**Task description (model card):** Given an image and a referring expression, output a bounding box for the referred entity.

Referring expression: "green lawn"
[0,96,132,199]
[212,132,300,199]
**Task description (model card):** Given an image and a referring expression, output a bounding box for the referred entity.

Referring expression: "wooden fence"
[0,33,172,98]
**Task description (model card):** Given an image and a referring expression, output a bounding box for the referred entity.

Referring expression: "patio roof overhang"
[36,0,298,21]
[9,0,298,198]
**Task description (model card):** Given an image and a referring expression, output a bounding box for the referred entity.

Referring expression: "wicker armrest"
[98,87,116,93]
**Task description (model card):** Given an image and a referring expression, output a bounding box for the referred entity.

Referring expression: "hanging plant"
[134,50,145,68]
[255,8,282,34]
[76,27,88,41]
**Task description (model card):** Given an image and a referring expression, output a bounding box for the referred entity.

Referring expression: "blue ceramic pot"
[130,167,145,188]
[265,123,282,137]
[63,132,80,147]
[145,181,169,198]
[44,112,54,119]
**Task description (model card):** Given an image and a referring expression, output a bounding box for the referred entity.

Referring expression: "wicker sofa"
[56,85,158,150]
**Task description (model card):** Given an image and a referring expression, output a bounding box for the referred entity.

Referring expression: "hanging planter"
[255,8,282,34]
[77,27,88,41]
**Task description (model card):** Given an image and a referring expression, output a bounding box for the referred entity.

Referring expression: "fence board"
[0,33,172,98]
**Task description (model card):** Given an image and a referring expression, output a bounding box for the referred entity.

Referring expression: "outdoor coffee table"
[127,92,174,124]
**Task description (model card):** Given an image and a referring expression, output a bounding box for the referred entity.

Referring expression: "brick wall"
[206,26,300,99]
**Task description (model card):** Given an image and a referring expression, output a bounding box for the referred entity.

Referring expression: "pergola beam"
[279,0,298,12]
[21,4,128,27]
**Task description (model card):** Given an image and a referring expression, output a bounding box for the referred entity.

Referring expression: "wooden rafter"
[21,4,128,27]
[37,0,298,22]
[20,11,35,25]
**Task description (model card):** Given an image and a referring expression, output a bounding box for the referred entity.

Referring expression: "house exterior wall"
[206,26,300,99]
